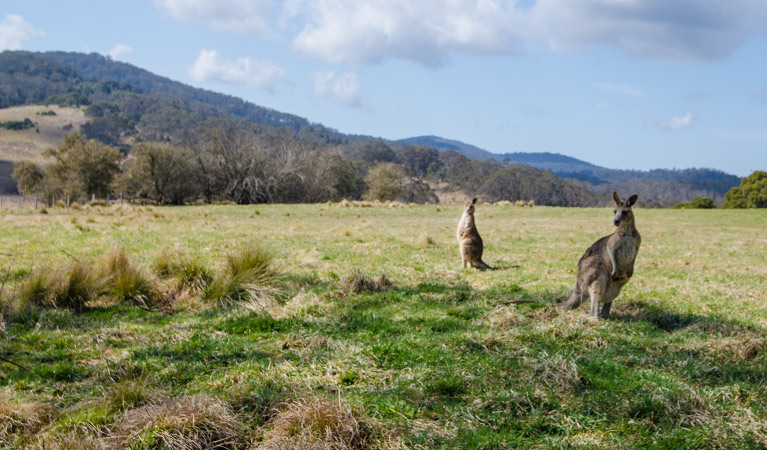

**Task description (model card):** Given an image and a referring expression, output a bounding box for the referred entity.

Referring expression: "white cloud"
[531,0,767,61]
[190,49,287,90]
[0,14,43,50]
[593,82,645,96]
[157,1,767,66]
[289,0,528,66]
[156,0,273,34]
[108,44,133,60]
[313,71,362,107]
[647,112,694,131]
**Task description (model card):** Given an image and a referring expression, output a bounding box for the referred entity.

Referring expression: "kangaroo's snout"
[613,211,622,226]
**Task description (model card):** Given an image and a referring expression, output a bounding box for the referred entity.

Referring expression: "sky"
[2,0,766,176]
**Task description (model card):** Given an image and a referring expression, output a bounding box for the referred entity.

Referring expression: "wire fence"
[0,193,126,210]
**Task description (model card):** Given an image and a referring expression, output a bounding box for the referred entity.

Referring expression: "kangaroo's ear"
[627,194,638,207]
[472,197,477,204]
[612,191,622,205]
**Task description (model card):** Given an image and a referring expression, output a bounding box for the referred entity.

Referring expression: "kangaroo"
[457,198,493,270]
[562,192,641,318]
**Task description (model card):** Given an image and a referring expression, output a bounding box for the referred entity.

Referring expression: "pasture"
[1,202,766,449]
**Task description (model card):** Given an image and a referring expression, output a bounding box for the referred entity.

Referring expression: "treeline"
[13,129,364,205]
[12,129,600,206]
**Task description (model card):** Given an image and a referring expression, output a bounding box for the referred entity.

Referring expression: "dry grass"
[0,394,53,446]
[339,270,392,296]
[533,352,582,393]
[0,105,86,163]
[256,398,399,450]
[111,395,243,449]
[102,246,156,306]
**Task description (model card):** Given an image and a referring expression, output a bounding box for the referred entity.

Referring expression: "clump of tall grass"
[204,245,284,309]
[13,262,102,314]
[256,398,392,450]
[153,250,213,295]
[47,261,102,313]
[101,247,155,306]
[534,352,582,393]
[111,395,243,450]
[339,270,392,296]
[0,393,54,446]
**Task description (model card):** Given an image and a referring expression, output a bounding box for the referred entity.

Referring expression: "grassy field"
[0,105,86,164]
[1,202,766,449]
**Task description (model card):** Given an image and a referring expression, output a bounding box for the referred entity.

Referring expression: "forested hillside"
[400,135,740,207]
[0,50,739,206]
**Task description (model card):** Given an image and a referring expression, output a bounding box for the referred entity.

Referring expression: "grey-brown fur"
[562,192,641,318]
[457,198,493,270]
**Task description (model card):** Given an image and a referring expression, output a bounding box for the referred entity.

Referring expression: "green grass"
[0,203,766,448]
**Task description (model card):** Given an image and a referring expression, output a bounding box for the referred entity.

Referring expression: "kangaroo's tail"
[560,285,582,309]
[475,259,495,271]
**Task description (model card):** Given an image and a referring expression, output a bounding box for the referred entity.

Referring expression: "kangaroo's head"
[464,197,478,215]
[612,191,638,226]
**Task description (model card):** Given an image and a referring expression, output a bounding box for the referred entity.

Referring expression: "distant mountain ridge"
[397,135,598,172]
[396,135,740,206]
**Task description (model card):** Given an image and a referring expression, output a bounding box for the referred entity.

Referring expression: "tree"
[11,161,44,195]
[395,145,441,177]
[364,163,406,201]
[117,142,199,204]
[43,133,121,198]
[723,171,767,208]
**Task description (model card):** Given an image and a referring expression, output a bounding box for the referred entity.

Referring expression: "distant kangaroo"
[457,198,493,270]
[562,192,641,318]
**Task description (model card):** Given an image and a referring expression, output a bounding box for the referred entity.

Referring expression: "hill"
[0,50,740,206]
[398,135,740,207]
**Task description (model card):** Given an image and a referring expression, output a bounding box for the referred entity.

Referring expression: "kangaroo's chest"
[613,235,639,271]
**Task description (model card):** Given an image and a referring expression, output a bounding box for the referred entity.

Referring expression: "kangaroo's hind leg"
[588,283,605,318]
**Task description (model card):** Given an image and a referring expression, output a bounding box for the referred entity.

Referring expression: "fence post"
[67,195,70,207]
[34,196,38,209]
[120,193,123,205]
[91,193,95,203]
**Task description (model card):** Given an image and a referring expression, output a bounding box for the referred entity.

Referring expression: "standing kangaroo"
[562,192,641,318]
[457,198,493,270]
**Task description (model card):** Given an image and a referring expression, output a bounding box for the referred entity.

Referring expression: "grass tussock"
[102,246,156,306]
[153,250,213,295]
[534,353,582,393]
[339,270,392,296]
[112,395,243,450]
[14,261,101,313]
[256,398,398,450]
[47,261,102,313]
[204,245,284,309]
[104,375,158,414]
[0,395,54,446]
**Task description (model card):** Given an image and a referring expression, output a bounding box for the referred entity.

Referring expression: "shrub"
[674,197,715,209]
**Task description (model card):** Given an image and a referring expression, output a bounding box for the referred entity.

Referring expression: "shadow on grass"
[611,299,755,335]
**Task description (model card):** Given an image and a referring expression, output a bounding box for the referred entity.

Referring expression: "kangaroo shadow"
[608,298,760,335]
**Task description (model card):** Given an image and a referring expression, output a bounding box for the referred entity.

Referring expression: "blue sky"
[2,0,766,176]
